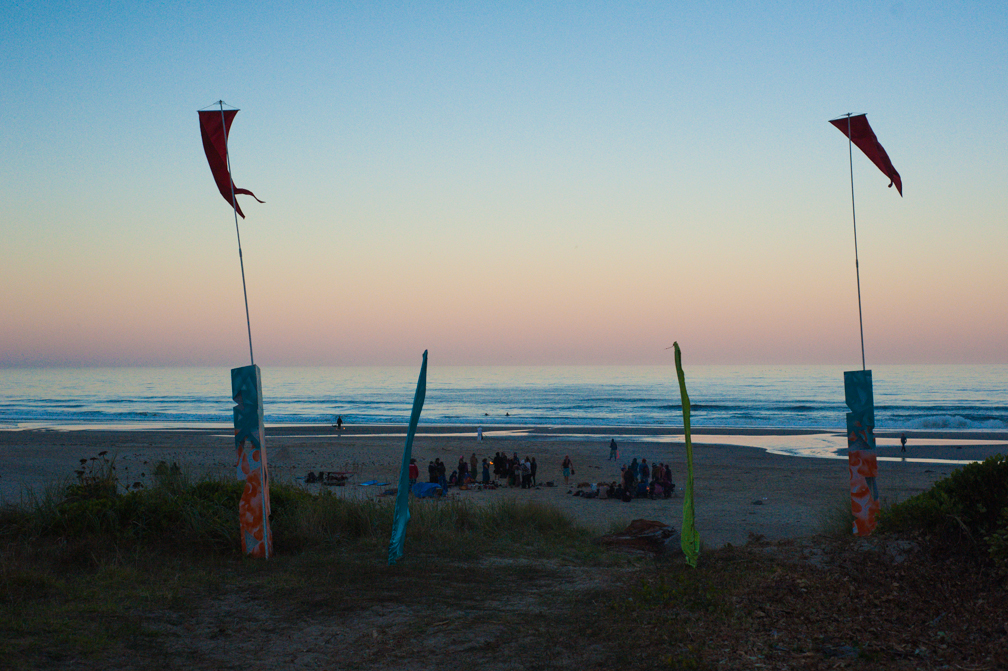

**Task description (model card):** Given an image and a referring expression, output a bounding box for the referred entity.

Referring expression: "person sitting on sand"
[562,455,574,485]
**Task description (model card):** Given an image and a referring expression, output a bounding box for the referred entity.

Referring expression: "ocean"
[1,365,1006,432]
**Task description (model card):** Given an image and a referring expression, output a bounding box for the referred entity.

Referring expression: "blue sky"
[1,1,1006,366]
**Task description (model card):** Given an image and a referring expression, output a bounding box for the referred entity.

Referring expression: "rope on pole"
[847,113,866,371]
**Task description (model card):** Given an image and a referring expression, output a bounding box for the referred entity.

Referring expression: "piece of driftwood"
[597,519,679,554]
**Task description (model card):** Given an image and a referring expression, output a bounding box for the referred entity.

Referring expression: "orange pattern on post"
[848,449,880,536]
[232,365,272,558]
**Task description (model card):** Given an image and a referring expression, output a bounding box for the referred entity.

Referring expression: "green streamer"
[674,342,700,567]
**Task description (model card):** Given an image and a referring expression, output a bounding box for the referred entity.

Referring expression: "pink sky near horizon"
[2,2,1006,367]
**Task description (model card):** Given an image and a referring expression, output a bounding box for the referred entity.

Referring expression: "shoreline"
[6,420,1008,439]
[2,425,1004,547]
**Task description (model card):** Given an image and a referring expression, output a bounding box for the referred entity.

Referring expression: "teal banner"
[388,350,428,565]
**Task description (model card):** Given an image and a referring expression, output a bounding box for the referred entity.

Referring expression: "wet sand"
[2,425,1004,547]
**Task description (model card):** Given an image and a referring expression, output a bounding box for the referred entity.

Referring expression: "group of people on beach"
[406,438,671,503]
[575,455,675,502]
[620,457,674,500]
[413,451,558,492]
[492,451,540,488]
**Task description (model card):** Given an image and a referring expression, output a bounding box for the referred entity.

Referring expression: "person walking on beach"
[336,415,343,431]
[900,433,907,452]
[477,426,483,442]
[609,438,618,461]
[562,455,574,486]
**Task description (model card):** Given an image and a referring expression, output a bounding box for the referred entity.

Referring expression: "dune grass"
[0,452,597,564]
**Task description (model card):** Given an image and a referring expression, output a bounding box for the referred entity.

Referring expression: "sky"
[1,1,1006,367]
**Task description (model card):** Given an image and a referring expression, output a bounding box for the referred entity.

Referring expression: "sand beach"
[3,424,1003,547]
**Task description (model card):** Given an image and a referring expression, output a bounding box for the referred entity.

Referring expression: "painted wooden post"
[845,369,880,536]
[232,365,272,558]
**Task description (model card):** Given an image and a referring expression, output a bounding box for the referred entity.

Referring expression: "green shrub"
[879,454,1007,565]
[987,507,1008,569]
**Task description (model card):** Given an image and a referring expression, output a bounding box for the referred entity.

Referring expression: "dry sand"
[2,425,1003,547]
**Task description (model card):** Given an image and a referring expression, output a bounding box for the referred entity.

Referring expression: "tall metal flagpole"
[846,113,866,371]
[219,100,255,366]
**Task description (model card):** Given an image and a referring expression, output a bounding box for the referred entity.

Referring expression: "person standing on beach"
[901,433,907,452]
[408,459,418,488]
[562,455,574,485]
[609,438,618,461]
[470,452,478,481]
[437,459,447,491]
[477,426,483,442]
[530,457,537,486]
[336,415,343,431]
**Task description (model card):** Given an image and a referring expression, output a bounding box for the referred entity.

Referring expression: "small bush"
[879,454,1008,565]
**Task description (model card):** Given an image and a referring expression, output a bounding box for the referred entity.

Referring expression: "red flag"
[199,109,264,218]
[830,114,902,196]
